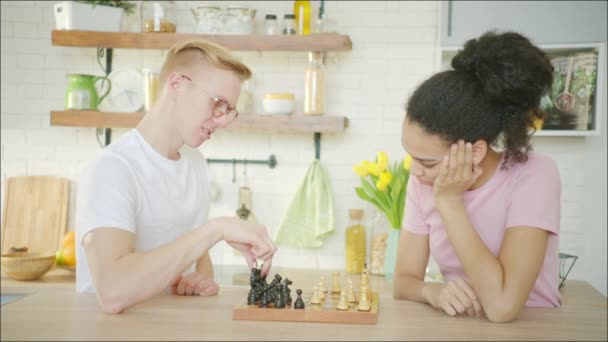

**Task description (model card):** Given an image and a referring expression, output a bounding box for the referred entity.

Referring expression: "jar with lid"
[282,14,296,35]
[141,1,176,33]
[264,14,279,35]
[304,52,325,115]
[345,209,366,274]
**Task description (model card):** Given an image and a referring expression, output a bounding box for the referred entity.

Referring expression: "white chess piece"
[336,290,349,311]
[310,285,321,304]
[331,272,341,294]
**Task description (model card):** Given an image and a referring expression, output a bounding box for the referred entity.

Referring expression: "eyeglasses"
[181,74,239,125]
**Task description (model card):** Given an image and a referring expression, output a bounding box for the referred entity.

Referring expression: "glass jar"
[191,4,223,34]
[264,14,279,35]
[142,1,176,33]
[282,14,296,35]
[369,211,390,276]
[304,52,325,115]
[345,209,366,274]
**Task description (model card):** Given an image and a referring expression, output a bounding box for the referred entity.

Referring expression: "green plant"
[76,0,136,15]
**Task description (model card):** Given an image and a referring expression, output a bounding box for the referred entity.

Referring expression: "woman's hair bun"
[451,31,553,111]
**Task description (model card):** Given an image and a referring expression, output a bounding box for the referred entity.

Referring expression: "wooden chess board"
[232,291,379,325]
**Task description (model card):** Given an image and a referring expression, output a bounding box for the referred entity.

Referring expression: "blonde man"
[75,40,277,314]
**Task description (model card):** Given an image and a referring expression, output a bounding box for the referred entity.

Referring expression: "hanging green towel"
[274,159,335,248]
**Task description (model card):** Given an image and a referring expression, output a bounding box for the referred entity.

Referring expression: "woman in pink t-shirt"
[393,31,562,323]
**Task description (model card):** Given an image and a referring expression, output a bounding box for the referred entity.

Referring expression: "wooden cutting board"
[1,176,70,254]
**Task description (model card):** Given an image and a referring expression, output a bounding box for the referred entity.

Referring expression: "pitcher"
[65,74,111,110]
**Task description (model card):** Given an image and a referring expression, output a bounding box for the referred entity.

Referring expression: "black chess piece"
[247,286,257,305]
[293,289,305,309]
[259,291,269,308]
[282,278,293,305]
[274,284,286,308]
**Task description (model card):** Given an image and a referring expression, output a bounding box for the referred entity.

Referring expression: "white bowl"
[263,93,295,115]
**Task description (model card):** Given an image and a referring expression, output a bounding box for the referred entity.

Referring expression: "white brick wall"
[1,1,605,287]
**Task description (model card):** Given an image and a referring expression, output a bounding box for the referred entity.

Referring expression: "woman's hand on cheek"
[433,140,483,202]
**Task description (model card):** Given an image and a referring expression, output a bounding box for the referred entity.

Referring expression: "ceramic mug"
[65,74,111,110]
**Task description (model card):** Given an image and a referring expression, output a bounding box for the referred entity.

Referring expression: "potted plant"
[54,0,136,32]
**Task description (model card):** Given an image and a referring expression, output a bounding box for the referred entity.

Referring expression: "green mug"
[65,74,111,110]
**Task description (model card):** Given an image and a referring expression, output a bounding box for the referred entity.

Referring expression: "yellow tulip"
[353,164,369,177]
[362,160,372,170]
[403,154,412,171]
[377,152,388,172]
[379,171,392,185]
[376,179,388,191]
[368,162,382,177]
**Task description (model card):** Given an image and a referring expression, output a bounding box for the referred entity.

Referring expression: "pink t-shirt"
[403,152,562,307]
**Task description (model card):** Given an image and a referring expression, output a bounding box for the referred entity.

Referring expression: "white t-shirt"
[75,129,210,293]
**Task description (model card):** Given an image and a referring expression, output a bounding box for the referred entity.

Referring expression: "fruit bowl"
[1,252,56,281]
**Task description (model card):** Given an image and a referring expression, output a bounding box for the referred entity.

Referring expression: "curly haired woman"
[393,31,561,323]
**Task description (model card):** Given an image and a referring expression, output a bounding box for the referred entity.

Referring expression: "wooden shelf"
[51,30,352,52]
[50,111,348,134]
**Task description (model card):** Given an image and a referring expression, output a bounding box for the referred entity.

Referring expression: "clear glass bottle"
[264,14,279,35]
[293,0,311,35]
[282,14,296,35]
[369,211,390,276]
[345,209,366,274]
[236,80,253,114]
[141,1,176,33]
[304,52,325,115]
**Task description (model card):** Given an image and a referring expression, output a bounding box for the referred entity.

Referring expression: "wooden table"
[2,267,606,341]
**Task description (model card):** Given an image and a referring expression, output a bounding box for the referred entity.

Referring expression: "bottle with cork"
[345,209,366,274]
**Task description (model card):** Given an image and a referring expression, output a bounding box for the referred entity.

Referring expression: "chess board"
[232,290,379,325]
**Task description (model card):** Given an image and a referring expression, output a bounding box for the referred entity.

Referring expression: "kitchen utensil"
[1,176,70,255]
[554,57,576,112]
[1,252,56,281]
[65,74,111,111]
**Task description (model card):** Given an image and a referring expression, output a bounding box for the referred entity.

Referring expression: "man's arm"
[196,251,214,279]
[83,224,221,314]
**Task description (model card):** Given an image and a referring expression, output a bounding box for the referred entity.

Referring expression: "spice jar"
[142,1,176,33]
[345,209,366,274]
[282,14,296,35]
[264,14,279,35]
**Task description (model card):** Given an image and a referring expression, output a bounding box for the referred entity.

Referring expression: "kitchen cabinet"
[440,1,607,47]
[438,1,607,137]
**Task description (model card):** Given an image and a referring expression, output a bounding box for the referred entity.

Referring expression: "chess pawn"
[318,282,327,300]
[331,272,341,294]
[310,286,322,305]
[259,291,269,308]
[336,290,349,311]
[358,285,371,311]
[293,289,305,309]
[319,276,328,293]
[347,280,357,303]
[275,286,286,308]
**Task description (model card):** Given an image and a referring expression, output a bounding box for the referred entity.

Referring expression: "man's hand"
[424,279,483,317]
[171,272,219,296]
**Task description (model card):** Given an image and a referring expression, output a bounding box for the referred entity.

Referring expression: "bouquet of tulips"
[352,152,412,230]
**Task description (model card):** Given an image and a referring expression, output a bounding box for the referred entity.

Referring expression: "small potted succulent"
[54,1,136,32]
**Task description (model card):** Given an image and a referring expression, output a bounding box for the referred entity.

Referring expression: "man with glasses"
[75,39,277,314]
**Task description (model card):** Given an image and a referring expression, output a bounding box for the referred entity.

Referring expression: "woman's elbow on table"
[483,301,522,323]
